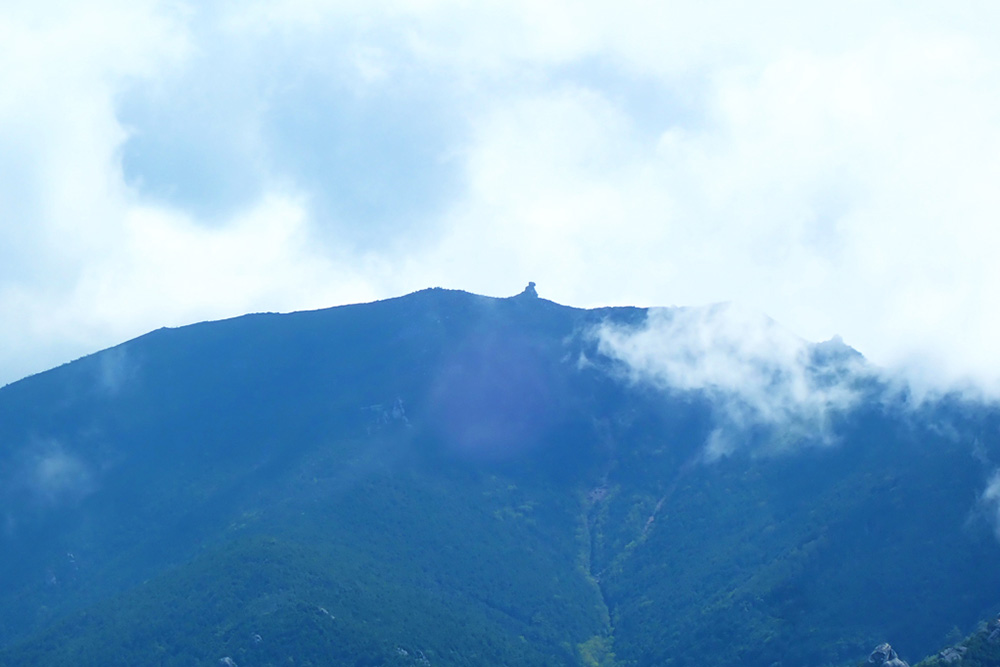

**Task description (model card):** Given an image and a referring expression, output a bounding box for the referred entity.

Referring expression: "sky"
[3,1,1000,395]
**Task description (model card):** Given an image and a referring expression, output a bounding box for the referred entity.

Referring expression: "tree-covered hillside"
[1,287,999,665]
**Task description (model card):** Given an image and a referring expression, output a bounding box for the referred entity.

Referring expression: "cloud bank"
[3,1,1000,397]
[596,304,865,458]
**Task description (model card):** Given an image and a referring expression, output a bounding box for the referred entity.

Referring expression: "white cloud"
[0,0,191,381]
[595,304,864,459]
[0,0,382,384]
[408,8,1000,397]
[0,193,382,384]
[3,0,1000,401]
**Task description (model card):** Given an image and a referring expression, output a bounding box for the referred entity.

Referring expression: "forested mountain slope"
[1,287,999,666]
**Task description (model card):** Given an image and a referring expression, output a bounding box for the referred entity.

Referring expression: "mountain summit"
[0,288,998,666]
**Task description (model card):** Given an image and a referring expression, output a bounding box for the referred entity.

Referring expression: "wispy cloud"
[595,304,865,459]
[8,440,96,509]
[980,469,1000,539]
[96,346,136,395]
[32,448,93,506]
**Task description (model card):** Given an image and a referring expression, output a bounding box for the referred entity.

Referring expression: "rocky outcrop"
[913,614,1000,665]
[868,643,910,667]
[937,646,966,663]
[517,282,538,298]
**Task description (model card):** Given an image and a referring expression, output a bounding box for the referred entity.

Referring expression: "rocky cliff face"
[869,643,909,667]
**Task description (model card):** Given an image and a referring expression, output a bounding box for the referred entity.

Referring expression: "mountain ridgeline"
[1,287,1000,666]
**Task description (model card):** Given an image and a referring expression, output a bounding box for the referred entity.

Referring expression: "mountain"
[1,286,1000,666]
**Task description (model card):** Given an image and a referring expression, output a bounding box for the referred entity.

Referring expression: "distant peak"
[517,282,538,298]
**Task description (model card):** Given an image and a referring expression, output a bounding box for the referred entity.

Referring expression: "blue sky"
[3,0,1000,395]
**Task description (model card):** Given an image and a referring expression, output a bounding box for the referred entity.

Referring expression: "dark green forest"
[1,288,1000,666]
